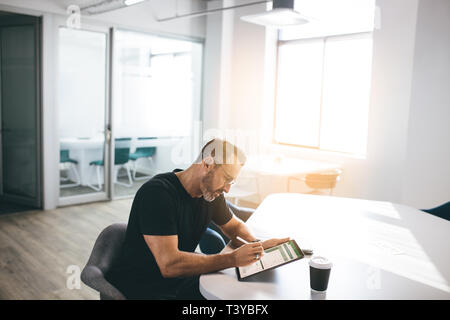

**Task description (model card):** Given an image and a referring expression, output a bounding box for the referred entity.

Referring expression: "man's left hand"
[261,237,290,250]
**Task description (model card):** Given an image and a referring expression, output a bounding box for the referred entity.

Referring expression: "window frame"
[272,31,373,156]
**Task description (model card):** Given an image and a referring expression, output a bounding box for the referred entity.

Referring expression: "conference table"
[199,193,450,299]
[59,137,168,185]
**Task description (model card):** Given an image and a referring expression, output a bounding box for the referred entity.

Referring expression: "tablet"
[236,239,305,280]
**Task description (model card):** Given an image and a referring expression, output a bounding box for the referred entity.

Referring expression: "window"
[274,0,375,157]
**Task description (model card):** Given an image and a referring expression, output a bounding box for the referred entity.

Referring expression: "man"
[107,139,288,299]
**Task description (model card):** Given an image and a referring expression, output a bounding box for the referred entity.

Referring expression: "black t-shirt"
[107,169,233,299]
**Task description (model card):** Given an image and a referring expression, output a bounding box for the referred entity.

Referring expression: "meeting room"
[0,0,449,305]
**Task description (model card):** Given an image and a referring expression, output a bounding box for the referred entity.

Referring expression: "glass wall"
[56,27,203,202]
[112,30,203,198]
[57,27,109,199]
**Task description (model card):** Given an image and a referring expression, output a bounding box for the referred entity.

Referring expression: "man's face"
[200,161,241,202]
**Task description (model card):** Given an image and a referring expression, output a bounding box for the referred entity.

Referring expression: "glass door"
[0,13,42,209]
[112,29,203,199]
[57,25,111,205]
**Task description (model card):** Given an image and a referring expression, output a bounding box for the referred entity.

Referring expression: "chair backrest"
[114,138,131,165]
[304,169,342,190]
[226,199,255,222]
[137,137,157,140]
[85,223,127,274]
[81,223,127,300]
[135,137,157,157]
[60,149,70,162]
[200,201,256,254]
[135,146,156,157]
[422,201,450,221]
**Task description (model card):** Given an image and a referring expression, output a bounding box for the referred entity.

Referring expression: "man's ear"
[203,156,215,169]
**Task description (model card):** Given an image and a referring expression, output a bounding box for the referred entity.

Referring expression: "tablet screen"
[237,240,304,279]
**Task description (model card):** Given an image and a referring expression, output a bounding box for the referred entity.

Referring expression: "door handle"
[105,127,112,144]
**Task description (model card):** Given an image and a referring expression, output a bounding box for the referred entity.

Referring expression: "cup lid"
[309,255,333,269]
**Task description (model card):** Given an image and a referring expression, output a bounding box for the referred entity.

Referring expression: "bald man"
[107,139,288,299]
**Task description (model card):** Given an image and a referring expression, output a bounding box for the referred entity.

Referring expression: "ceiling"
[54,0,209,16]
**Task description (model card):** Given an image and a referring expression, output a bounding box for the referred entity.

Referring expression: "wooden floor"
[0,199,132,300]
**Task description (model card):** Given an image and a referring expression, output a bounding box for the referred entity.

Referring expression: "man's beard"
[202,191,216,202]
[201,172,219,202]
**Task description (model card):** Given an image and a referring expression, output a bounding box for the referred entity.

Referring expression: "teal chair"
[60,149,80,188]
[421,202,450,221]
[129,137,157,181]
[88,138,133,191]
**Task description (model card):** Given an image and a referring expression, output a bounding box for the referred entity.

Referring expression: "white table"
[59,137,166,186]
[200,193,450,299]
[60,137,105,185]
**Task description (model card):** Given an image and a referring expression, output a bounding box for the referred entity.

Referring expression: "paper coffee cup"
[309,256,332,292]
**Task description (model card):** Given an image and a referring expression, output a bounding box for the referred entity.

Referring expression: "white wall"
[203,0,449,208]
[41,13,60,213]
[401,0,450,209]
[202,0,233,133]
[202,0,275,149]
[361,0,419,203]
[201,0,280,202]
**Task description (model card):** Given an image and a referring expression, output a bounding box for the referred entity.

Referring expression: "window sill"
[269,143,367,163]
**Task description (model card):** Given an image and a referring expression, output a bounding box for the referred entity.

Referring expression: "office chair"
[421,201,450,221]
[88,138,133,191]
[81,223,127,300]
[59,149,81,188]
[129,137,157,181]
[290,169,342,195]
[199,200,256,254]
[225,172,261,206]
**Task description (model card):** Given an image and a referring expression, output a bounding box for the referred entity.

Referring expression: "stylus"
[236,236,250,244]
[237,236,261,244]
[236,236,264,260]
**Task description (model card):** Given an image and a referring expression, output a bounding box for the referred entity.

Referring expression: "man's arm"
[219,216,290,250]
[219,216,258,247]
[143,234,263,278]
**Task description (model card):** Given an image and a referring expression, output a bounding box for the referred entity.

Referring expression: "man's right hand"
[232,242,264,267]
